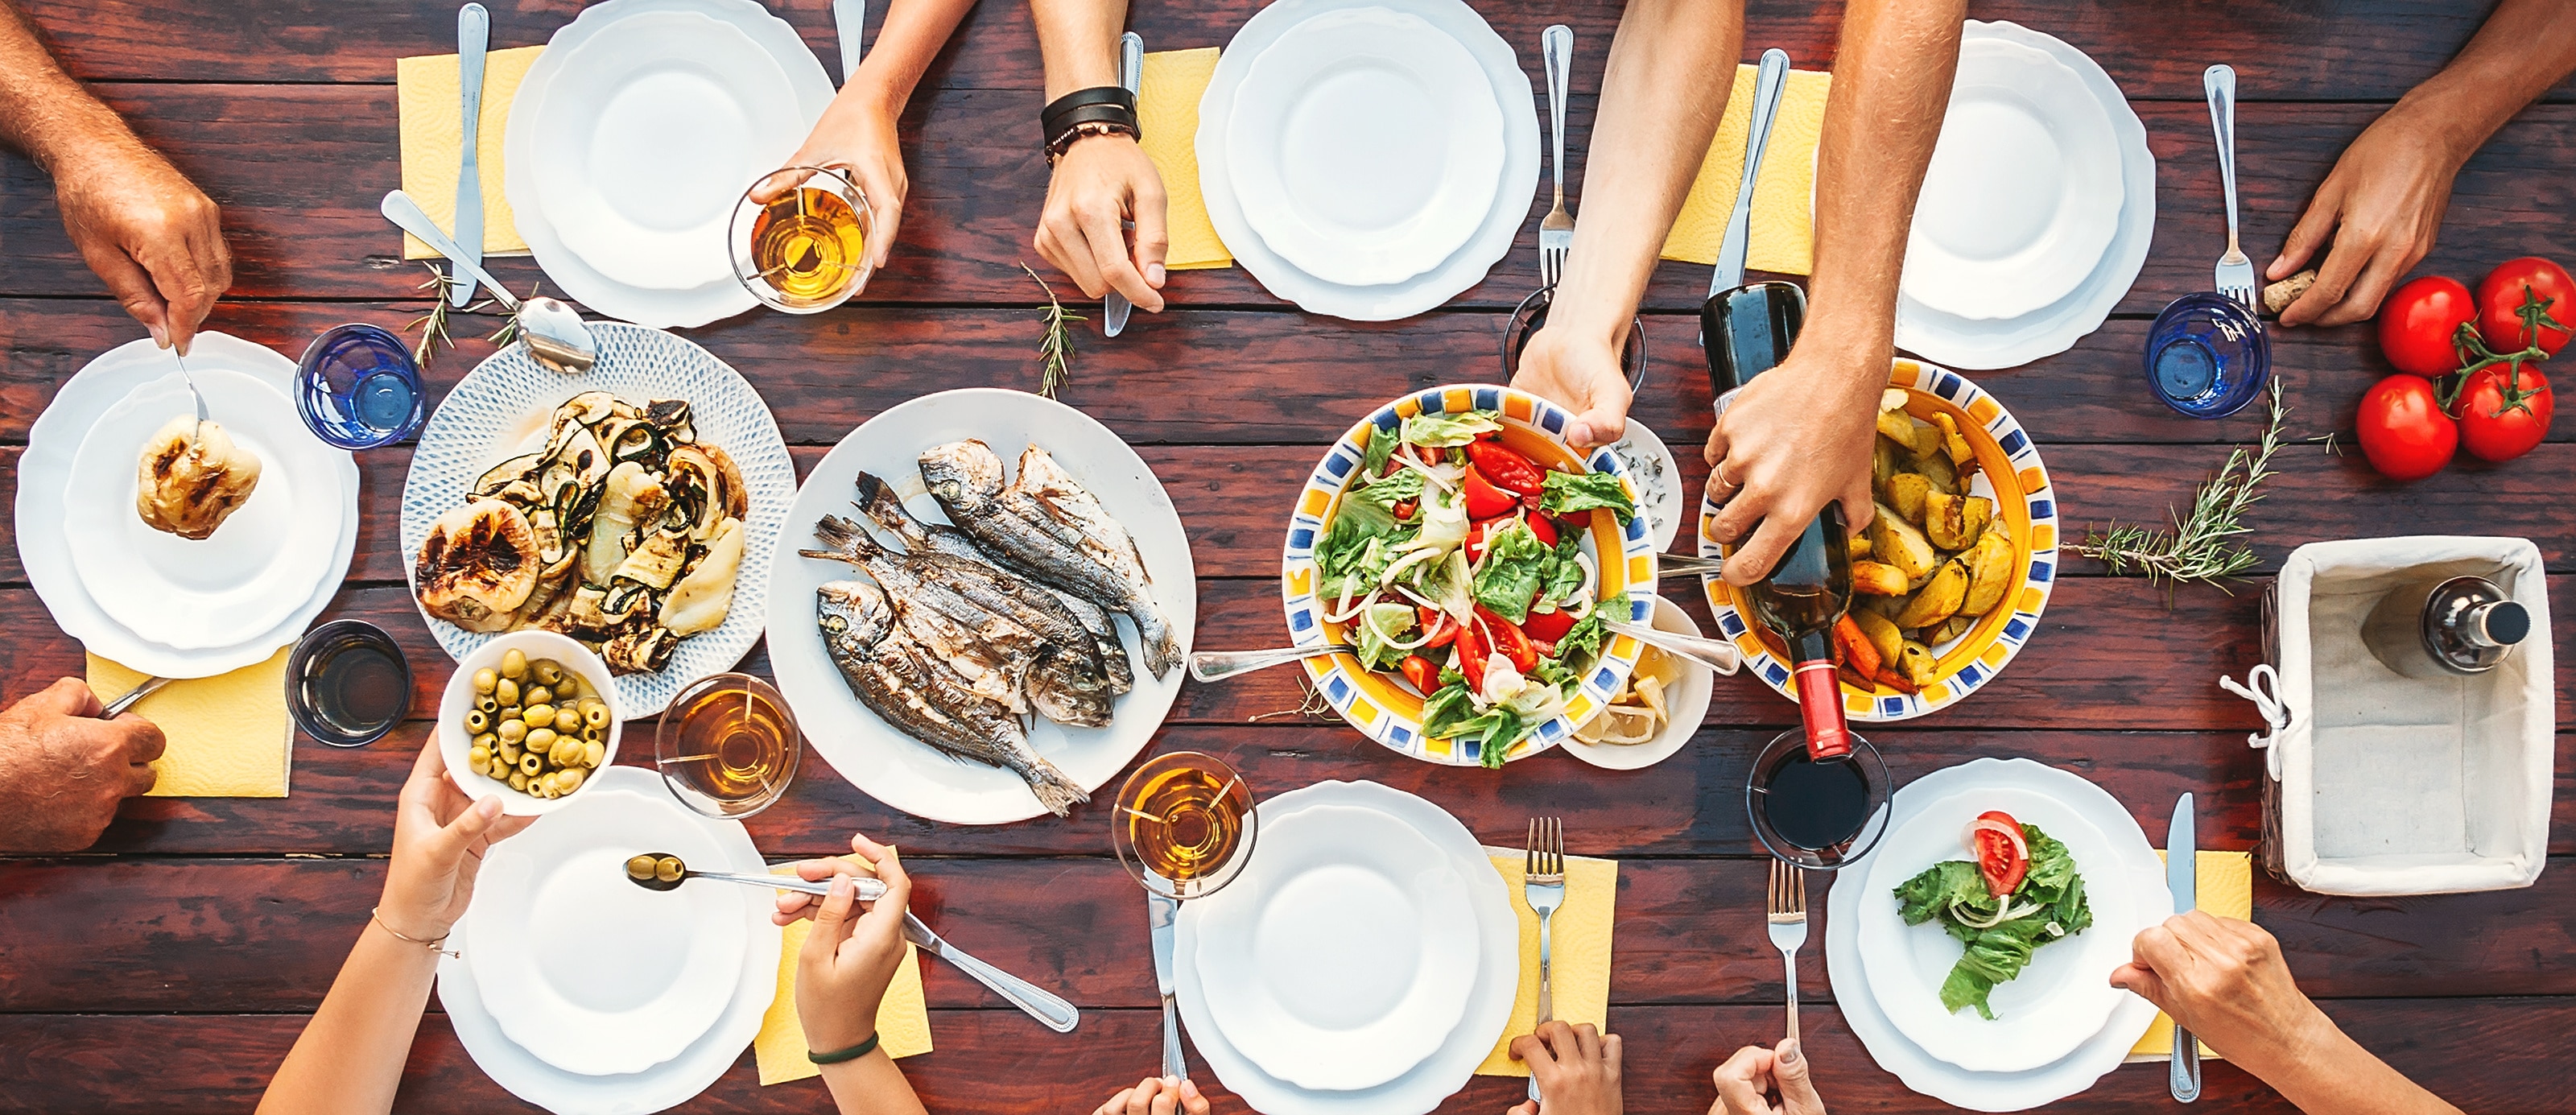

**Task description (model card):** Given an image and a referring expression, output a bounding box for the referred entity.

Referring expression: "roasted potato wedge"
[1872,436,1904,489]
[1930,412,1975,468]
[1913,449,1959,494]
[1922,492,1993,550]
[1852,560,1911,596]
[1892,558,1969,629]
[1960,529,2016,616]
[1930,613,1976,646]
[1868,503,1941,580]
[1897,639,1940,687]
[1848,534,1874,560]
[1876,409,1932,455]
[1852,609,1905,667]
[1886,473,1933,523]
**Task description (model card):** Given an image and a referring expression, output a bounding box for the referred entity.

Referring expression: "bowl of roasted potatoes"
[439,630,626,815]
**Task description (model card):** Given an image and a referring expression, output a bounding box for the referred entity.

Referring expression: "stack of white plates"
[1176,780,1517,1114]
[1895,21,2156,371]
[505,0,834,328]
[1826,758,2173,1112]
[17,333,358,679]
[1199,0,1538,320]
[439,766,781,1114]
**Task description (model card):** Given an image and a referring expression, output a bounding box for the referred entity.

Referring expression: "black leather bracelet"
[807,1032,881,1065]
[1042,85,1139,150]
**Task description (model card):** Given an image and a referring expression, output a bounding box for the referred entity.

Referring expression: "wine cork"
[2262,270,2318,317]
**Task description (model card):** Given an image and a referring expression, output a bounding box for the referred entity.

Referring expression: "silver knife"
[2166,793,2202,1103]
[832,0,865,85]
[1709,48,1790,299]
[901,911,1080,1033]
[1102,30,1145,338]
[451,2,489,308]
[1147,890,1188,1083]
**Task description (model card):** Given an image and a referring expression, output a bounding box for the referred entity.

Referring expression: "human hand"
[49,137,229,353]
[2110,911,2332,1068]
[2267,105,2462,328]
[1707,1039,1826,1115]
[1092,1076,1209,1115]
[1511,321,1633,449]
[1035,132,1167,312]
[377,737,532,944]
[1702,347,1880,585]
[1504,1020,1623,1115]
[0,678,166,853]
[786,832,911,1052]
[753,88,907,274]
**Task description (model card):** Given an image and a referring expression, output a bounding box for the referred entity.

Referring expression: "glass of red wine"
[1746,726,1890,869]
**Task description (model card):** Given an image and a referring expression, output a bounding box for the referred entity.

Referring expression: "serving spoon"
[625,852,888,902]
[379,190,597,374]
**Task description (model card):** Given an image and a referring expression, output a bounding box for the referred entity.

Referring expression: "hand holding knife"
[2165,792,2202,1103]
[1103,31,1145,338]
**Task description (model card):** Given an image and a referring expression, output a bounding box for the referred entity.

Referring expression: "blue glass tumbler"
[297,324,425,448]
[2145,293,2269,419]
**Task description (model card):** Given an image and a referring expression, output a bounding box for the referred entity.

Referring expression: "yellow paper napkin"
[753,856,933,1085]
[2124,850,2253,1063]
[396,45,546,260]
[1659,64,1832,274]
[1476,850,1617,1076]
[1138,47,1232,271]
[86,650,291,798]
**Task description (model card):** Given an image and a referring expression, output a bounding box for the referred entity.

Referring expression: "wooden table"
[2,2,2570,1111]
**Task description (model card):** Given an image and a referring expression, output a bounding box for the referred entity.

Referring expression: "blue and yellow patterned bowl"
[1699,360,2058,721]
[1281,386,1659,766]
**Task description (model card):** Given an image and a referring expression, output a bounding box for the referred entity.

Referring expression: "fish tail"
[1018,754,1092,817]
[1129,603,1181,678]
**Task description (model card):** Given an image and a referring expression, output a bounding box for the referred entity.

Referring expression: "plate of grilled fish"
[766,388,1196,824]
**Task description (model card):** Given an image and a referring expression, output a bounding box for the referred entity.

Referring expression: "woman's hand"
[2266,104,2466,328]
[786,832,912,1053]
[1708,1039,1826,1115]
[376,740,531,944]
[1505,1020,1623,1115]
[754,89,909,273]
[1702,345,1881,585]
[1510,323,1633,450]
[1035,132,1168,312]
[1092,1076,1208,1115]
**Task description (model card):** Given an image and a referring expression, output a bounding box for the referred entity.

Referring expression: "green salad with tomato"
[1313,408,1639,767]
[1892,811,2093,1020]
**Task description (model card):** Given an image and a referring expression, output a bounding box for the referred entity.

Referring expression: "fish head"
[919,440,1005,510]
[816,580,894,649]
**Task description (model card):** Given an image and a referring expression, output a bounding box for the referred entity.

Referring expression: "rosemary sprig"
[402,261,507,371]
[1022,262,1082,399]
[2078,376,2289,592]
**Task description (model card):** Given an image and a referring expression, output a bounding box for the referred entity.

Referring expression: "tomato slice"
[1523,510,1558,547]
[1462,465,1521,519]
[1464,441,1547,495]
[1521,607,1578,643]
[1400,655,1439,694]
[1454,624,1489,691]
[1967,811,2031,898]
[1474,605,1540,673]
[1416,605,1459,649]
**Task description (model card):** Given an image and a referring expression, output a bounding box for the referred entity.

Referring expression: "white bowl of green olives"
[438,631,625,815]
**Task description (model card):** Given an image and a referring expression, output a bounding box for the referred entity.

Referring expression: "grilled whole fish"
[918,440,1181,678]
[816,580,1088,816]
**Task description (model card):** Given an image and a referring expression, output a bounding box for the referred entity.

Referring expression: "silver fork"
[2203,64,2255,310]
[1524,817,1567,1104]
[1769,859,1809,1045]
[1537,25,1574,288]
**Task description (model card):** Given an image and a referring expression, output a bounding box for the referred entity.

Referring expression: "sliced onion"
[1949,898,2042,929]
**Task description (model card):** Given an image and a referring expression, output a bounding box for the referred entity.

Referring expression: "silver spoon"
[379,190,597,374]
[1190,644,1345,683]
[625,852,888,902]
[1603,618,1741,675]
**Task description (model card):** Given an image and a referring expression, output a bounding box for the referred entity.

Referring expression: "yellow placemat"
[1476,850,1616,1076]
[1659,64,1832,274]
[1139,47,1232,271]
[85,650,291,798]
[753,856,933,1085]
[2124,850,2253,1063]
[396,45,545,260]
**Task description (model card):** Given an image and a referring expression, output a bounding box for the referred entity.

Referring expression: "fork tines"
[1525,816,1565,882]
[1768,858,1806,923]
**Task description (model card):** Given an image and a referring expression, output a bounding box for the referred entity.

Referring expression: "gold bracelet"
[371,906,459,960]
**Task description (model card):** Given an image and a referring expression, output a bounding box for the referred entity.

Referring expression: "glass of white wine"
[1112,751,1257,902]
[728,164,875,314]
[654,672,802,819]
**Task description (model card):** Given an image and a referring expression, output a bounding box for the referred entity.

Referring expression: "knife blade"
[1147,890,1187,1082]
[901,911,1080,1033]
[1103,31,1145,338]
[832,0,866,85]
[2166,792,2202,1103]
[1709,48,1790,299]
[450,2,489,308]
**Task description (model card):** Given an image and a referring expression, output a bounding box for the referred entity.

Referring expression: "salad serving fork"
[1537,25,1575,288]
[1769,858,1808,1045]
[2202,64,2256,311]
[1524,817,1567,1103]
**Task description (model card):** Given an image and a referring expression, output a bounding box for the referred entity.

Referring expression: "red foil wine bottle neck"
[1790,659,1852,759]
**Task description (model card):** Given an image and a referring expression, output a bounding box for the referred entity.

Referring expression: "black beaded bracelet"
[1042,85,1139,150]
[807,1032,881,1065]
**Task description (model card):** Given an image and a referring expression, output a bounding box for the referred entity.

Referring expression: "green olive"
[488,756,511,780]
[556,674,584,700]
[556,766,587,794]
[463,708,489,734]
[500,648,528,679]
[473,667,498,694]
[506,770,528,791]
[552,708,581,734]
[625,853,658,880]
[493,678,519,708]
[524,686,554,710]
[522,703,555,727]
[526,725,559,752]
[499,706,522,727]
[467,745,493,770]
[519,752,543,777]
[474,694,498,716]
[497,718,527,744]
[498,739,522,764]
[550,738,582,768]
[584,740,605,767]
[531,661,564,688]
[584,704,611,730]
[471,731,496,752]
[655,855,683,883]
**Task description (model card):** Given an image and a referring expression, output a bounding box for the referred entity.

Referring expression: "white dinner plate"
[530,10,802,291]
[1197,0,1537,321]
[504,0,833,328]
[1826,758,2169,1112]
[62,370,345,651]
[1193,803,1480,1091]
[399,324,794,718]
[1857,785,2139,1074]
[766,388,1197,825]
[17,333,359,679]
[1226,6,1504,287]
[1893,21,2157,371]
[1177,780,1517,1115]
[440,766,781,1115]
[465,778,749,1076]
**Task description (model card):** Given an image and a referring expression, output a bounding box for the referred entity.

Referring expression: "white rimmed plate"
[1825,758,2169,1111]
[1605,417,1685,552]
[1558,596,1712,771]
[1226,6,1504,287]
[1177,779,1516,1115]
[17,333,359,679]
[465,775,748,1075]
[1193,803,1480,1091]
[399,324,794,718]
[766,388,1196,825]
[63,370,345,650]
[439,766,780,1113]
[1197,0,1537,320]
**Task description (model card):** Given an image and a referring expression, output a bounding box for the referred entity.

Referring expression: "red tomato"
[1523,510,1558,547]
[1416,605,1459,649]
[2377,275,2477,376]
[2357,374,2458,481]
[1521,608,1579,643]
[1391,498,1417,521]
[2475,257,2574,357]
[1967,811,2031,898]
[1399,655,1439,694]
[1474,606,1539,673]
[2456,363,2553,463]
[1463,441,1546,495]
[1454,625,1489,689]
[1462,465,1521,519]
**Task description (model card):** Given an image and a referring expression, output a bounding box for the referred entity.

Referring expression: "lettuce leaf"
[1354,602,1418,672]
[1540,470,1637,525]
[1890,823,2095,1021]
[1472,518,1550,622]
[1350,469,1425,517]
[1401,410,1504,448]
